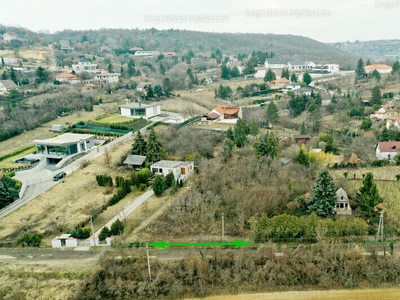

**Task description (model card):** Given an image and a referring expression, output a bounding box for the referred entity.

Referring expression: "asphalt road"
[0,179,59,220]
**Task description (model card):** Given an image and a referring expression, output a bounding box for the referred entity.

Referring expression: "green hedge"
[71,129,124,137]
[0,145,35,162]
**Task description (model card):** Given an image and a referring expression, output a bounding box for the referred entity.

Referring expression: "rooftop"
[288,61,314,65]
[265,58,287,64]
[33,133,95,146]
[124,155,146,166]
[151,160,193,168]
[364,64,392,70]
[0,80,18,90]
[214,105,240,115]
[378,141,400,152]
[117,102,161,109]
[56,72,76,78]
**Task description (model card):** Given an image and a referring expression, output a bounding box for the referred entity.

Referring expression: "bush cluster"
[109,179,132,205]
[18,232,42,247]
[96,175,113,186]
[250,213,368,243]
[76,228,91,239]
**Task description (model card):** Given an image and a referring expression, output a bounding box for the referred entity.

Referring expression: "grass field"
[0,146,37,169]
[187,288,400,300]
[0,103,119,157]
[0,137,133,241]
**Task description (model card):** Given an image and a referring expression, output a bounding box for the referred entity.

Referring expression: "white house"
[376,141,400,160]
[386,114,400,129]
[312,64,340,74]
[364,64,393,74]
[1,57,22,65]
[3,32,17,43]
[117,102,161,119]
[370,104,397,121]
[135,50,159,56]
[335,188,352,215]
[254,67,267,79]
[287,61,316,72]
[264,58,287,69]
[32,133,96,165]
[72,58,98,74]
[209,105,242,122]
[294,87,313,96]
[0,80,18,95]
[94,73,120,84]
[51,234,77,248]
[150,160,194,182]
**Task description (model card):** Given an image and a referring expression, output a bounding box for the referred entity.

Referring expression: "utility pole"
[376,211,384,243]
[146,244,152,282]
[90,216,96,246]
[222,213,225,243]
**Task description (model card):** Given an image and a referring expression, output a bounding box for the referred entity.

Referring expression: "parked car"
[53,172,66,181]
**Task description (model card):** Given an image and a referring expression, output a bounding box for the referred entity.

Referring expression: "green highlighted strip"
[148,239,253,249]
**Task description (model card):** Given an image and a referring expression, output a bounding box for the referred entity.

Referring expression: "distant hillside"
[328,40,400,62]
[0,25,356,68]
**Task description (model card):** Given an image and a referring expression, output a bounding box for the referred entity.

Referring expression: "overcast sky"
[1,0,399,43]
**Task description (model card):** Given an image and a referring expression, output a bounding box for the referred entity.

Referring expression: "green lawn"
[95,115,134,124]
[0,146,38,169]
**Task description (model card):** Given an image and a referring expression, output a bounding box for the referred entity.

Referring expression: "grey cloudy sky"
[1,0,399,42]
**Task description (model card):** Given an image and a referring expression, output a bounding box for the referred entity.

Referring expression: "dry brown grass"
[186,289,400,300]
[0,138,133,240]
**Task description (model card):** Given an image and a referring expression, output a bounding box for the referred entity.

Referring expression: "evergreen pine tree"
[307,169,337,218]
[233,119,249,147]
[303,71,312,85]
[146,85,154,99]
[146,128,165,163]
[107,63,113,73]
[370,69,381,82]
[131,131,147,156]
[295,147,310,167]
[366,59,371,66]
[153,175,167,197]
[300,121,308,135]
[0,181,14,209]
[253,131,278,158]
[264,68,276,82]
[267,100,279,124]
[371,86,382,106]
[392,61,400,75]
[356,58,365,77]
[99,226,111,241]
[281,68,290,80]
[290,73,297,82]
[355,172,383,224]
[164,172,175,187]
[249,120,259,136]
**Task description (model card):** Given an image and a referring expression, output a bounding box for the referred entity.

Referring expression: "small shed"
[52,124,64,132]
[293,134,311,144]
[51,234,77,248]
[335,188,352,215]
[123,155,146,169]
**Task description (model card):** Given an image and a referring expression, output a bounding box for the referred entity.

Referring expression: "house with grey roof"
[264,58,288,69]
[150,160,194,182]
[117,102,161,119]
[123,155,146,170]
[0,80,18,95]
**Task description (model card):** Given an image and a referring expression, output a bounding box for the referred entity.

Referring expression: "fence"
[178,115,201,128]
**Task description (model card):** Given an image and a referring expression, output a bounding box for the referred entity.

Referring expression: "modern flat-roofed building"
[150,160,194,182]
[32,133,95,164]
[117,102,161,119]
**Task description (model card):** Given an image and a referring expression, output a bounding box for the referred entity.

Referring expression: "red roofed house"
[55,72,80,84]
[386,113,400,129]
[370,104,397,121]
[162,52,177,57]
[364,64,392,74]
[209,105,242,123]
[376,141,400,160]
[272,77,290,87]
[130,47,144,51]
